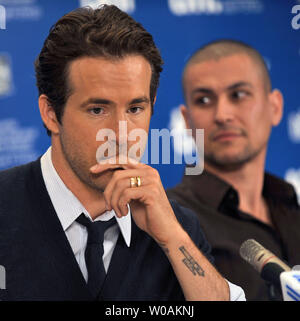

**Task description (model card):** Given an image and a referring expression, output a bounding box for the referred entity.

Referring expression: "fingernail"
[90,164,98,172]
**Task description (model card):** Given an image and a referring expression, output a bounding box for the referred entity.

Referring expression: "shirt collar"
[182,168,299,211]
[263,172,299,207]
[182,169,235,210]
[40,146,131,247]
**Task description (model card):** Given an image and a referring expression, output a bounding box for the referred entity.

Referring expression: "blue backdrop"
[0,0,299,201]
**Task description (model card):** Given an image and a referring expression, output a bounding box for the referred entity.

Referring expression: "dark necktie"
[76,213,116,299]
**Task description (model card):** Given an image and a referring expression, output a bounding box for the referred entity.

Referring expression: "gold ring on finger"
[130,177,138,188]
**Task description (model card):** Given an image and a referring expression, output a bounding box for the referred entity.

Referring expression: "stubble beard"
[59,136,108,193]
[204,142,266,172]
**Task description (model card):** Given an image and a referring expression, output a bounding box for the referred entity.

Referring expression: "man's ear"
[269,89,284,127]
[38,94,60,135]
[153,96,157,105]
[150,96,157,116]
[180,104,191,129]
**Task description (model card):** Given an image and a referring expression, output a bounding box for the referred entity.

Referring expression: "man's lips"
[90,157,139,174]
[213,131,243,141]
[108,167,124,172]
[90,164,125,174]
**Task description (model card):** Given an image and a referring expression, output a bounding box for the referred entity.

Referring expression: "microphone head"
[240,239,291,295]
[240,239,291,273]
[240,239,264,272]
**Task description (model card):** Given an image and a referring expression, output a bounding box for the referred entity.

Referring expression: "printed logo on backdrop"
[0,4,5,29]
[285,168,300,204]
[0,0,43,22]
[168,0,264,16]
[0,53,13,98]
[292,4,300,30]
[168,106,204,175]
[288,108,300,143]
[79,0,135,13]
[169,106,196,156]
[0,119,39,170]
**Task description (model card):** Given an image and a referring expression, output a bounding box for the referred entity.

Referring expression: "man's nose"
[214,97,235,125]
[112,116,128,145]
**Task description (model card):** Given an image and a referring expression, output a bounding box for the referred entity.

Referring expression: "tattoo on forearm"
[179,246,205,277]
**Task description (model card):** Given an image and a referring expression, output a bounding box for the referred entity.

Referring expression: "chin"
[208,154,254,172]
[88,170,113,192]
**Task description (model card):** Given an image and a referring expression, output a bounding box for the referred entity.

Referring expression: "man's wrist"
[156,224,191,254]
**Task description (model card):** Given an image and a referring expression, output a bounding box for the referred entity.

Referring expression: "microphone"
[240,239,300,300]
[239,239,291,290]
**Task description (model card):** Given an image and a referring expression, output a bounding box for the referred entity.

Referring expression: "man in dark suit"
[167,39,300,300]
[0,6,244,301]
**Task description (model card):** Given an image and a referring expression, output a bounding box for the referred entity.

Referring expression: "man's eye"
[232,91,248,100]
[89,107,104,115]
[128,106,143,114]
[194,96,211,105]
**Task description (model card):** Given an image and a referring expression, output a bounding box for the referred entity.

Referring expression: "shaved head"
[181,39,283,173]
[182,39,271,98]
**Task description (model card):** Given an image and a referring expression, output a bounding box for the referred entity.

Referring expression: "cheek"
[245,103,272,132]
[239,104,273,147]
[186,111,211,147]
[128,112,151,133]
[252,118,272,144]
[189,110,214,134]
[61,114,100,155]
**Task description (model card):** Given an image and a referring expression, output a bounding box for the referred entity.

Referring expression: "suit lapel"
[30,159,92,300]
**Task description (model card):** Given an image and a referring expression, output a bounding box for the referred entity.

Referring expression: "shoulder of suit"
[0,159,40,192]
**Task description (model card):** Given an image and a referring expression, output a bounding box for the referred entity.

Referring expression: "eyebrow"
[79,96,150,108]
[191,81,253,96]
[227,81,253,91]
[80,98,111,109]
[130,96,150,105]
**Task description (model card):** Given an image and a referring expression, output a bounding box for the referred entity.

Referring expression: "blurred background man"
[167,39,300,300]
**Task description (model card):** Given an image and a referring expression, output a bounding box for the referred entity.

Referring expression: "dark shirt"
[167,170,300,301]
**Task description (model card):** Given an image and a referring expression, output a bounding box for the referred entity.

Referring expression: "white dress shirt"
[40,147,245,301]
[40,147,131,281]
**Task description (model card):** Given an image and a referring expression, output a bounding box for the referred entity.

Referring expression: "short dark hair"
[182,39,271,98]
[35,5,163,136]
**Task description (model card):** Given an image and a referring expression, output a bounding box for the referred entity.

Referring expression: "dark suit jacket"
[0,159,212,301]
